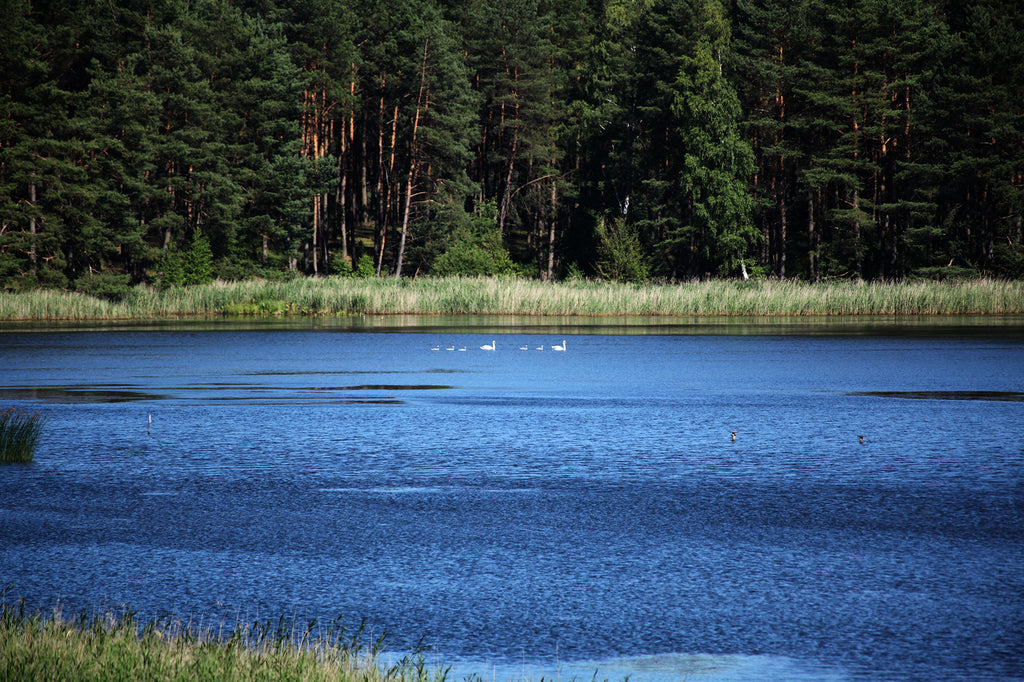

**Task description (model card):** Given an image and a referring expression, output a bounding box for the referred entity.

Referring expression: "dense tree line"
[1,0,1021,294]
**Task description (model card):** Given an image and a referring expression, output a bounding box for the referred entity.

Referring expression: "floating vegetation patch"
[0,386,167,403]
[0,382,448,406]
[243,369,463,376]
[850,390,1024,402]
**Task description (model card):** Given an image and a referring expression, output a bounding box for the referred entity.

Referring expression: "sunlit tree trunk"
[302,75,332,274]
[28,180,37,272]
[395,39,430,279]
[545,174,557,280]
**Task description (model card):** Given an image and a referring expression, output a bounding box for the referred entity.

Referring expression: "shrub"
[74,271,132,301]
[431,239,516,276]
[352,254,377,278]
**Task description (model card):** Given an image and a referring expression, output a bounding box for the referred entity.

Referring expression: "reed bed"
[1,277,1022,320]
[0,600,453,682]
[0,409,46,463]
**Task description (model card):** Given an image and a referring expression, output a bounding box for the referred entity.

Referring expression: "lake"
[1,316,1022,681]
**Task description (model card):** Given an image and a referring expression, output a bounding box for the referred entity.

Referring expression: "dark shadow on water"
[851,390,1024,402]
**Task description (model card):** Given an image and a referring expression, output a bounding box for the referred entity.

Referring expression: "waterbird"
[552,339,566,351]
[535,345,544,350]
[458,346,467,351]
[446,345,455,351]
[858,435,865,445]
[431,345,440,351]
[730,431,737,442]
[520,344,529,350]
[481,340,496,351]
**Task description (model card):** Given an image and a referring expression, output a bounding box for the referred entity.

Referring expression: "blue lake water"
[1,317,1023,681]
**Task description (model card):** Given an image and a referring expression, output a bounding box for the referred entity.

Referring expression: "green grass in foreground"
[1,276,1023,320]
[0,600,455,682]
[0,409,46,463]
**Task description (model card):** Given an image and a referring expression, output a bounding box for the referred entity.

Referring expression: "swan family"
[431,338,567,351]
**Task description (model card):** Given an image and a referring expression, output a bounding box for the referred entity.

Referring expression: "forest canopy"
[1,0,1022,294]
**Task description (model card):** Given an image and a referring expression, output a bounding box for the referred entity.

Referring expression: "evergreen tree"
[1,0,1021,286]
[665,0,756,277]
[284,0,358,273]
[461,0,572,277]
[0,0,52,287]
[581,0,754,279]
[732,0,807,277]
[594,216,649,282]
[357,0,478,277]
[937,1,1024,276]
[228,13,314,274]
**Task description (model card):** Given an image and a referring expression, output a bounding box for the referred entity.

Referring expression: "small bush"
[74,271,132,302]
[352,254,377,278]
[0,409,46,463]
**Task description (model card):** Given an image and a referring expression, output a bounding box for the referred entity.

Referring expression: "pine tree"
[461,0,571,276]
[937,1,1024,276]
[732,0,808,277]
[284,0,358,273]
[230,13,315,273]
[0,0,99,289]
[0,0,53,287]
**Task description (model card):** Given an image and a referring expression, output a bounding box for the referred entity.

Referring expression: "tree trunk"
[853,186,862,278]
[778,188,787,278]
[394,39,429,279]
[545,175,557,280]
[337,141,348,265]
[29,181,37,272]
[498,128,518,235]
[395,170,416,278]
[808,191,817,282]
[497,62,520,236]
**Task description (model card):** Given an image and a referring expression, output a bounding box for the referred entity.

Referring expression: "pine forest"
[2,0,1022,296]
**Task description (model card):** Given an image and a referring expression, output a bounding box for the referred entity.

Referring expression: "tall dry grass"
[2,277,1022,320]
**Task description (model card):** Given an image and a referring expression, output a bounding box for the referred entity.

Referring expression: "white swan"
[519,344,529,350]
[446,344,455,351]
[552,339,566,351]
[481,340,496,351]
[431,345,440,351]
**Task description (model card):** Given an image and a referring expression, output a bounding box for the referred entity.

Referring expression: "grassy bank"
[2,277,1023,320]
[0,601,450,682]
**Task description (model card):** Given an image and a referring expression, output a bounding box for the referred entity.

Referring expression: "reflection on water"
[1,319,1022,682]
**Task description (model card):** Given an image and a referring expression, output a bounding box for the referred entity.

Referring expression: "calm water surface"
[1,317,1022,681]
